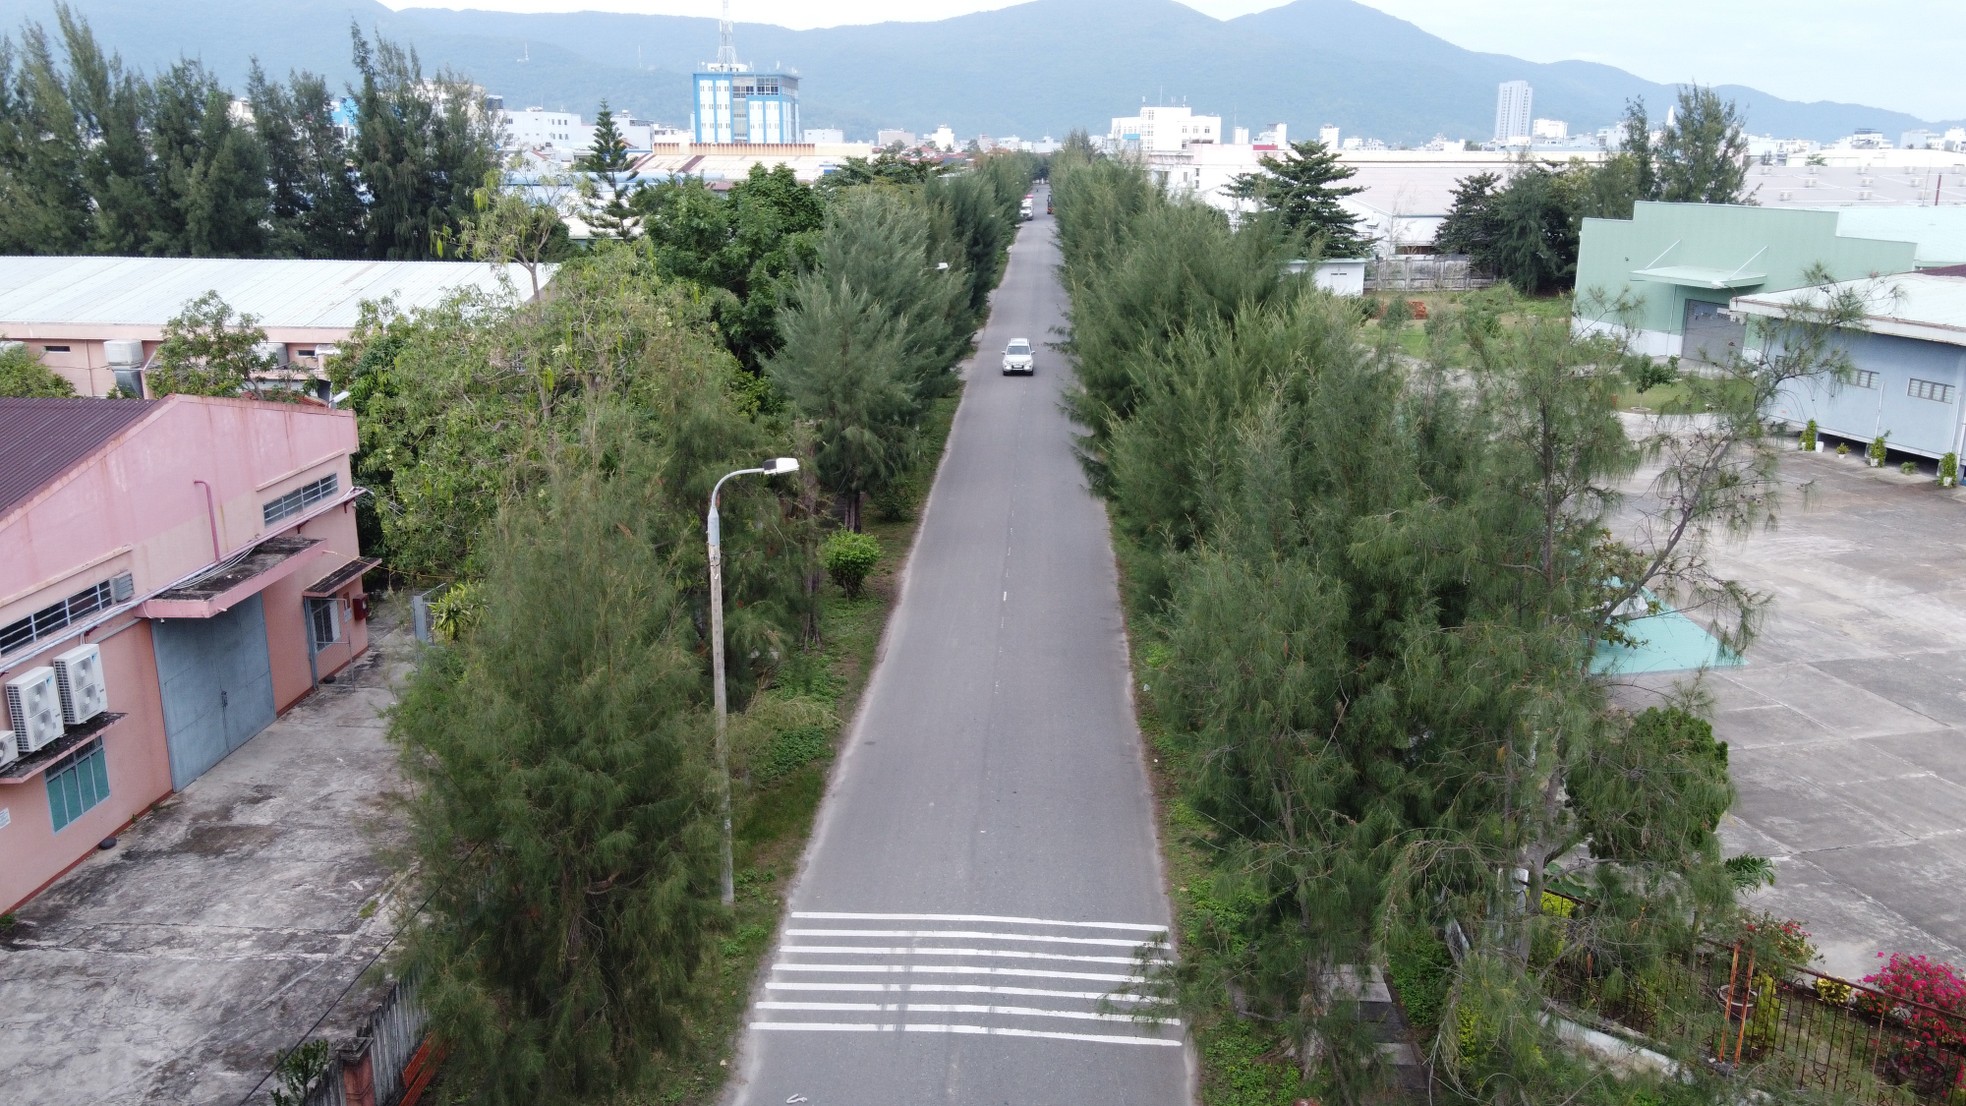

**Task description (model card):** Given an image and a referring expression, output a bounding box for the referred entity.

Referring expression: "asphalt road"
[728,189,1192,1105]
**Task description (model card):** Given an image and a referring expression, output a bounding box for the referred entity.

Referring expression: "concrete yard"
[1622,445,1966,982]
[0,610,411,1106]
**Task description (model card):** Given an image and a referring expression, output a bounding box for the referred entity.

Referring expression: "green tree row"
[1051,146,1860,1101]
[1436,85,1753,294]
[0,5,495,260]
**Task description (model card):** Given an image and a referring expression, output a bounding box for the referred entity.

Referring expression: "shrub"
[1814,976,1853,1006]
[821,530,882,599]
[1742,973,1783,1053]
[1531,891,1577,969]
[1623,354,1679,394]
[1860,952,1966,1092]
[1869,433,1890,466]
[1836,442,1851,457]
[1800,419,1818,451]
[1380,295,1414,329]
[1902,460,1919,475]
[1942,452,1959,486]
[1739,912,1816,970]
[1386,933,1454,1032]
[871,474,921,522]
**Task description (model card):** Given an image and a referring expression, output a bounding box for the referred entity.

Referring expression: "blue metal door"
[154,594,277,789]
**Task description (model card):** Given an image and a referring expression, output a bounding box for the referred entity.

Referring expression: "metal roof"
[0,257,554,332]
[0,397,159,516]
[1733,272,1966,348]
[1631,265,1769,289]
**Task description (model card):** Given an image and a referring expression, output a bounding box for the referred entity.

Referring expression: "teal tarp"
[1592,606,1741,676]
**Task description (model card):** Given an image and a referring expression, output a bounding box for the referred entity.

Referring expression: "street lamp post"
[707,457,800,907]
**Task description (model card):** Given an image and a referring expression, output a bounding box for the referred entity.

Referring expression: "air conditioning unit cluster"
[1860,176,1875,187]
[5,668,62,755]
[54,644,107,725]
[1779,190,1795,201]
[1859,190,1874,201]
[4,644,109,759]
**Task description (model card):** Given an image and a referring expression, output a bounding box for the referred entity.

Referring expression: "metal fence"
[1541,901,1966,1104]
[1365,255,1492,292]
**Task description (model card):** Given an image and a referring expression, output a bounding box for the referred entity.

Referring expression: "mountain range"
[0,0,1949,145]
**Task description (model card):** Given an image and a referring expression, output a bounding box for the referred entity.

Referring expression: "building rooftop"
[0,397,157,516]
[1733,272,1966,348]
[1825,206,1966,266]
[0,257,553,332]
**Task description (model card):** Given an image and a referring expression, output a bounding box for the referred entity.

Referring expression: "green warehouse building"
[1572,202,1966,364]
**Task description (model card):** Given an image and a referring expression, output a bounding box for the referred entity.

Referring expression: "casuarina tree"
[1226,139,1371,257]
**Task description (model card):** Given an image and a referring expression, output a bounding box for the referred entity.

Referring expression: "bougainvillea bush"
[1859,952,1966,1093]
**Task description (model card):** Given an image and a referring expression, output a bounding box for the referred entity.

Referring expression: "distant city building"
[1256,122,1288,147]
[691,9,801,144]
[504,107,586,149]
[1319,124,1340,148]
[1532,118,1568,141]
[805,127,845,144]
[1231,126,1250,145]
[1494,80,1533,143]
[1109,105,1222,153]
[930,124,956,152]
[877,128,916,148]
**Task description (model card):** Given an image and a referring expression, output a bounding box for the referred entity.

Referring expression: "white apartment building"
[1319,124,1341,148]
[1532,118,1568,141]
[1494,80,1533,143]
[503,107,588,150]
[1109,105,1223,153]
[930,124,957,152]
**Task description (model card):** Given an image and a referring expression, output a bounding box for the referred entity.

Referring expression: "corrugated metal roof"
[0,397,158,516]
[1734,272,1966,347]
[0,257,555,331]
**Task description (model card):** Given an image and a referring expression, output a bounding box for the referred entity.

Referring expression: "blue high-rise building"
[691,5,802,145]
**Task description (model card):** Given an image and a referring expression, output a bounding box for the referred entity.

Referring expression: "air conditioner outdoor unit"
[0,730,15,769]
[1779,190,1794,201]
[1860,190,1874,201]
[5,667,63,754]
[1804,178,1819,187]
[1860,176,1875,186]
[52,643,107,725]
[103,338,143,367]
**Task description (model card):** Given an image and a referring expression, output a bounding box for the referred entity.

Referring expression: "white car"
[1001,338,1035,375]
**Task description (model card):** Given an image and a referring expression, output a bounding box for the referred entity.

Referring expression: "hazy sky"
[381,0,1965,121]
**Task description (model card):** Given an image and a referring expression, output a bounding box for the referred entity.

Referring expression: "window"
[308,598,341,648]
[1851,370,1879,389]
[1909,378,1956,403]
[0,572,134,657]
[46,738,109,832]
[262,473,340,527]
[41,344,69,353]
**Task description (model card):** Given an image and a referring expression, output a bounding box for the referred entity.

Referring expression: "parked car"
[1001,338,1035,375]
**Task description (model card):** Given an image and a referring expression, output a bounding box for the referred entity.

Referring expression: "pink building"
[0,395,374,912]
[0,256,553,399]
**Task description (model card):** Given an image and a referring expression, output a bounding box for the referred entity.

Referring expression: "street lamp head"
[761,457,800,475]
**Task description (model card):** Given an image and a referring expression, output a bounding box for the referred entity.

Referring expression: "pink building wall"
[21,335,346,399]
[0,396,368,913]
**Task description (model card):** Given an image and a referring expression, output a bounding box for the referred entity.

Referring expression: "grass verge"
[643,387,963,1104]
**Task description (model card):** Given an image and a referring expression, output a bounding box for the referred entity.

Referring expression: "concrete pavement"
[727,191,1192,1105]
[0,611,411,1106]
[1617,446,1966,982]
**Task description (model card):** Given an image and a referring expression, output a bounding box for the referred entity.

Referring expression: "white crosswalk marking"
[749,911,1180,1048]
